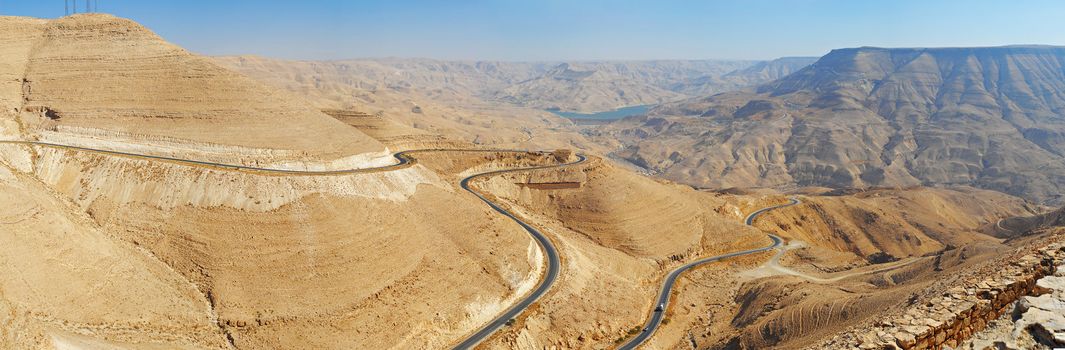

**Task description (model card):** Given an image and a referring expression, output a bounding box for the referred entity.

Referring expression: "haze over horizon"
[2,0,1064,61]
[4,3,1065,350]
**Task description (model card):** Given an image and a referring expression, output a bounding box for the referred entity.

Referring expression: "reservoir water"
[548,104,652,121]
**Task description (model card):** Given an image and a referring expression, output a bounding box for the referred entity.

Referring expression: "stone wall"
[816,241,1065,350]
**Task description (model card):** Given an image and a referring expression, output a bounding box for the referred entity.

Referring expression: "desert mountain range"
[215,56,813,113]
[1,13,1064,350]
[212,55,812,154]
[221,46,1065,206]
[602,46,1065,205]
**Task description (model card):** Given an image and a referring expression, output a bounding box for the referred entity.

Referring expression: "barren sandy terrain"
[3,15,389,169]
[2,12,1062,350]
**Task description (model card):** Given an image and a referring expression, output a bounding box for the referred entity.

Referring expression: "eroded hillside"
[0,14,551,349]
[601,46,1065,205]
[2,13,1060,350]
[1,15,388,169]
[213,56,607,151]
[669,56,818,97]
[690,187,1042,349]
[0,14,819,350]
[492,60,755,112]
[211,56,811,147]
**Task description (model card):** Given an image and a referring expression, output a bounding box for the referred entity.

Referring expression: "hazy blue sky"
[2,0,1063,61]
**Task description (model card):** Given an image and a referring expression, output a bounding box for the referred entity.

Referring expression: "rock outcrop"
[1014,275,1065,346]
[812,240,1065,349]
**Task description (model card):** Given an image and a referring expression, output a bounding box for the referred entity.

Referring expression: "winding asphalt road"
[0,139,584,349]
[451,154,587,349]
[617,197,801,350]
[0,140,566,176]
[0,140,473,175]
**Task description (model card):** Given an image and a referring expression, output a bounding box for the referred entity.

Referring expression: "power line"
[63,0,102,16]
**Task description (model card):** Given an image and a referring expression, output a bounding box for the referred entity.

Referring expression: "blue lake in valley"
[547,104,652,120]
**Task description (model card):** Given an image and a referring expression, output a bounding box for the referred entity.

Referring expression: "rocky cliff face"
[603,46,1065,204]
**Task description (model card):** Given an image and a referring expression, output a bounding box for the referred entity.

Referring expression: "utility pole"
[65,0,69,15]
